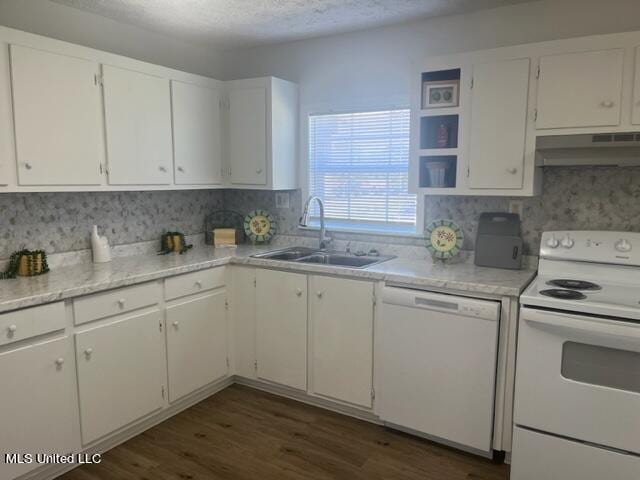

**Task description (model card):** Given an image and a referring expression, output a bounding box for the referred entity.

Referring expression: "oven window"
[561,342,640,394]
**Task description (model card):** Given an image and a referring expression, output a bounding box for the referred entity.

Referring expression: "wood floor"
[59,385,509,480]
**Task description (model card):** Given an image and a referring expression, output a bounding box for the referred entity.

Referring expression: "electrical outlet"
[275,192,290,209]
[508,200,523,219]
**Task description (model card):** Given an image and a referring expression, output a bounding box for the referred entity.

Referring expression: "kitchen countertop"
[0,245,537,314]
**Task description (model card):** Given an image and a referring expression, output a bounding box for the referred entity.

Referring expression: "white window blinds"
[308,109,416,234]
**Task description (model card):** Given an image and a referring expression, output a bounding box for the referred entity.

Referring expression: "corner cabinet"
[226,77,298,190]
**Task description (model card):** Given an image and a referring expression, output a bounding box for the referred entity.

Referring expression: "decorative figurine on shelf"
[436,123,449,148]
[158,232,193,255]
[0,249,50,279]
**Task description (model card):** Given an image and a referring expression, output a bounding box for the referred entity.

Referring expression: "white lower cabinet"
[166,290,228,403]
[231,267,257,379]
[75,309,165,445]
[309,276,374,408]
[0,336,78,479]
[255,269,307,390]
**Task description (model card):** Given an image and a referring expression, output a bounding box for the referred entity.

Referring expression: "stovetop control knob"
[546,235,559,249]
[561,235,574,249]
[615,239,632,252]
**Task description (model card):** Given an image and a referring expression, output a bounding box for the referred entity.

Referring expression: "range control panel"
[540,231,640,266]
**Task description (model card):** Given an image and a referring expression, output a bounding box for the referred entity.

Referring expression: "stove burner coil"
[540,289,587,300]
[546,279,601,291]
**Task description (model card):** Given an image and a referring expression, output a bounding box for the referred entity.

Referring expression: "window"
[307,109,416,234]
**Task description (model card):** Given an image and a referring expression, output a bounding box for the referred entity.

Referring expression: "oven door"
[515,307,640,454]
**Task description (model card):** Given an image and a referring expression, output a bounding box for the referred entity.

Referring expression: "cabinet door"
[171,81,222,185]
[309,276,374,408]
[229,86,267,185]
[10,45,103,185]
[0,43,13,185]
[468,58,530,189]
[0,337,78,479]
[166,290,228,402]
[536,49,624,129]
[75,309,164,444]
[632,47,640,125]
[255,269,307,390]
[103,65,172,185]
[231,267,257,379]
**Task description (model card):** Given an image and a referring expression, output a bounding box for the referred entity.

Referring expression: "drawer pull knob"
[195,281,203,288]
[7,324,17,334]
[55,358,65,367]
[24,162,32,170]
[177,166,185,172]
[117,298,126,308]
[316,291,323,298]
[600,100,615,108]
[295,288,302,296]
[84,348,93,357]
[256,168,263,174]
[172,321,180,328]
[159,166,167,172]
[507,168,518,174]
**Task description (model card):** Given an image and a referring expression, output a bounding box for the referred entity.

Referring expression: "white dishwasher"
[378,286,500,456]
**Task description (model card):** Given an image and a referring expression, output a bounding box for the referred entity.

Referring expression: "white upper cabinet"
[536,49,624,129]
[632,47,640,125]
[0,43,13,186]
[171,80,222,185]
[468,58,530,189]
[227,77,298,189]
[102,65,173,185]
[229,85,267,185]
[10,45,103,185]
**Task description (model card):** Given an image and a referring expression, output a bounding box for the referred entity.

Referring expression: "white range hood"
[535,133,640,167]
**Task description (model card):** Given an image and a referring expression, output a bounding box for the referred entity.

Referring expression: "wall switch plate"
[508,200,523,219]
[275,192,290,209]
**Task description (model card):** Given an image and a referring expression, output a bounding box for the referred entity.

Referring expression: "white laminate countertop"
[0,245,537,314]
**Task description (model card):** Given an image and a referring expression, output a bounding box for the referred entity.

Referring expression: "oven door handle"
[524,310,640,347]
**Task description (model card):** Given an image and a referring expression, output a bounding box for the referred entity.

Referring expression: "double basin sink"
[251,246,394,269]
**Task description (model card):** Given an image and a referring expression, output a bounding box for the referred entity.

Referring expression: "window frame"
[300,103,423,237]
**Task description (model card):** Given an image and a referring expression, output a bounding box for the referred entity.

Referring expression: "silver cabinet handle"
[55,358,65,367]
[117,298,126,308]
[195,280,203,288]
[172,321,179,328]
[177,166,185,172]
[295,288,302,297]
[159,166,167,172]
[507,168,518,174]
[84,348,93,357]
[256,168,263,174]
[24,162,32,170]
[316,291,323,299]
[600,100,615,108]
[7,324,17,334]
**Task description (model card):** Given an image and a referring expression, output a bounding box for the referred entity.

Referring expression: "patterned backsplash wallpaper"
[0,190,224,259]
[225,166,640,255]
[1,166,638,259]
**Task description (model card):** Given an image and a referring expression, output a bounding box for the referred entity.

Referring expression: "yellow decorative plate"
[425,220,464,259]
[244,210,277,243]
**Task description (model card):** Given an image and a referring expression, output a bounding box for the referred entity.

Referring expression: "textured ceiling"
[51,0,535,50]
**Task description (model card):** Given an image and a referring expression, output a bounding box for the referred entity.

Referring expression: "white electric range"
[511,231,640,480]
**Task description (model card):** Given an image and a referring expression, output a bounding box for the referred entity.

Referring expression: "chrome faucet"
[299,195,332,250]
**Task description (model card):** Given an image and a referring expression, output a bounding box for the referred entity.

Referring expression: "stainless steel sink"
[251,247,394,269]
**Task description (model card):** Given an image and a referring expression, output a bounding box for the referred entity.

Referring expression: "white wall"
[0,0,225,78]
[220,0,640,110]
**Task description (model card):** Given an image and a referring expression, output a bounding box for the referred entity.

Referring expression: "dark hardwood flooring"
[59,384,509,480]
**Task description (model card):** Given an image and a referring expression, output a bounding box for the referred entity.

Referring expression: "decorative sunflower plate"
[244,210,277,244]
[425,219,464,260]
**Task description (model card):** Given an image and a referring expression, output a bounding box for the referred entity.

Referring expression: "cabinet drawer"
[165,267,226,301]
[0,302,65,346]
[74,282,160,326]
